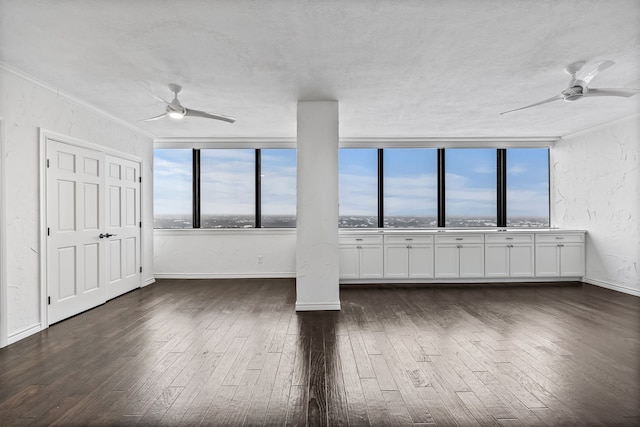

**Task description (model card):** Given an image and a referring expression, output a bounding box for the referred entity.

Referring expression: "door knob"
[99,233,117,238]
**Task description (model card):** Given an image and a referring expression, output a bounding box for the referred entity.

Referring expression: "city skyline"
[154,214,549,229]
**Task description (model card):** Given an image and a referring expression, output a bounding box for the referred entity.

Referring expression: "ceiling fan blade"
[140,112,168,121]
[584,88,640,98]
[185,108,236,123]
[137,80,171,105]
[578,60,615,85]
[500,94,563,115]
[151,93,171,105]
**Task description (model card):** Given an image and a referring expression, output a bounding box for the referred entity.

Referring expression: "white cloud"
[339,173,377,215]
[472,166,495,174]
[508,165,527,174]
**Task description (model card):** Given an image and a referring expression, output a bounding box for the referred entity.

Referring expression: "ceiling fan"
[500,60,639,115]
[142,83,236,123]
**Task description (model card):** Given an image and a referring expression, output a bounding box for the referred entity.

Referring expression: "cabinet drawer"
[535,233,584,243]
[485,233,533,244]
[384,235,433,244]
[435,234,484,244]
[339,234,383,245]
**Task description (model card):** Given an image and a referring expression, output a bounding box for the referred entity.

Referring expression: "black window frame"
[338,147,549,229]
[154,146,550,229]
[188,148,295,229]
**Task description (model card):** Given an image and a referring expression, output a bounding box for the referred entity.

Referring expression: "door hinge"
[139,221,142,228]
[47,227,50,236]
[48,296,51,305]
[139,176,142,183]
[139,266,142,273]
[46,159,50,168]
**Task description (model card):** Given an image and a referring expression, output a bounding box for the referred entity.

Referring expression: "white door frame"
[0,118,7,348]
[39,129,144,327]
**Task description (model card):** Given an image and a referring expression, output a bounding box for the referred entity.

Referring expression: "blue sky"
[155,147,549,219]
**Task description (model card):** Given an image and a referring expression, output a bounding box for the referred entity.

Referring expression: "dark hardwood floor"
[1,279,639,426]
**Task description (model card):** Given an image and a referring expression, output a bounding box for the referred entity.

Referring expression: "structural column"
[295,101,340,311]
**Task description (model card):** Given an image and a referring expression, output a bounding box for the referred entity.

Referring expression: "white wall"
[154,229,296,278]
[551,115,640,296]
[0,67,154,344]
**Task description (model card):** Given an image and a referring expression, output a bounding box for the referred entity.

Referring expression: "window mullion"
[497,149,507,227]
[437,148,445,227]
[193,149,201,228]
[378,149,384,228]
[255,149,261,228]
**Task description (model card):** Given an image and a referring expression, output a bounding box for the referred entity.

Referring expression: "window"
[153,149,192,228]
[383,148,437,227]
[153,148,297,229]
[445,149,497,227]
[506,148,549,227]
[261,149,297,228]
[339,149,378,228]
[153,146,550,230]
[200,149,255,228]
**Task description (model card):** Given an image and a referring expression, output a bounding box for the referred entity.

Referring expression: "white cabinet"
[535,233,585,277]
[383,235,434,279]
[339,234,383,279]
[435,234,484,278]
[339,230,585,283]
[485,234,534,278]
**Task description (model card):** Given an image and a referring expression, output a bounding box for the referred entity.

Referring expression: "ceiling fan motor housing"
[562,84,586,102]
[166,102,186,118]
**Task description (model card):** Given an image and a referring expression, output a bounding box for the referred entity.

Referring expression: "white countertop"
[339,228,586,234]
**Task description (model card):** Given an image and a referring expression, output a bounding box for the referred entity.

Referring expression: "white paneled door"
[105,155,141,299]
[47,140,141,324]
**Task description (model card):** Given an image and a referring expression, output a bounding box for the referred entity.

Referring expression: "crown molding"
[0,62,157,139]
[339,136,559,148]
[155,135,559,149]
[561,113,640,141]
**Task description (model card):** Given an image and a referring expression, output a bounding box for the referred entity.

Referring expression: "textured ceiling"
[1,0,639,139]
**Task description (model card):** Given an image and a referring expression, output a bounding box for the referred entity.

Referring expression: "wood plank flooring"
[1,279,639,426]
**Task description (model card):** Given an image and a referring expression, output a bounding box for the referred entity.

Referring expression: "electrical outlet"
[257,255,263,264]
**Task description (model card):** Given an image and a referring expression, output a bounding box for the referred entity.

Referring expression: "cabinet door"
[384,245,409,278]
[485,244,509,278]
[509,244,534,277]
[459,244,484,278]
[409,245,434,278]
[339,245,360,279]
[359,245,384,279]
[560,243,585,277]
[435,245,459,278]
[535,243,560,277]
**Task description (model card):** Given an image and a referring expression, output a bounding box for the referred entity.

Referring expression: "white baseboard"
[584,277,640,297]
[340,277,583,285]
[295,301,341,311]
[143,277,156,287]
[8,323,43,345]
[154,272,296,280]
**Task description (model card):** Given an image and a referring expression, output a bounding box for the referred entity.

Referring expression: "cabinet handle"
[457,244,462,248]
[555,237,564,240]
[357,245,362,249]
[407,245,412,249]
[405,238,413,241]
[506,237,513,240]
[455,238,463,241]
[355,238,363,241]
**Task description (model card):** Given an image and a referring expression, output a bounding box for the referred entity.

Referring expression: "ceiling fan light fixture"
[168,110,185,119]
